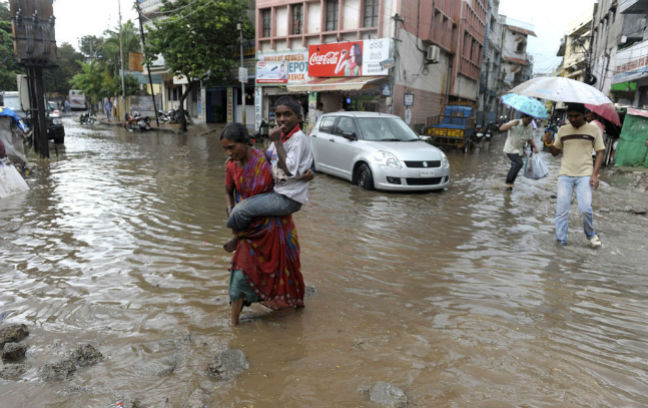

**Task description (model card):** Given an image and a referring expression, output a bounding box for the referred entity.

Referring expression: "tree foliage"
[0,1,21,90]
[71,21,143,103]
[145,0,251,130]
[43,43,84,95]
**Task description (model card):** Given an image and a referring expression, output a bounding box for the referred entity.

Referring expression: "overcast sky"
[499,0,596,73]
[53,0,595,74]
[53,0,139,49]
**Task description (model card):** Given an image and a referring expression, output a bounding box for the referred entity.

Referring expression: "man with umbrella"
[499,94,547,189]
[543,103,605,248]
[499,113,539,189]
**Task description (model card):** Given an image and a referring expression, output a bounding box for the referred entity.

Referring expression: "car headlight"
[441,153,449,168]
[374,150,403,168]
[52,118,62,125]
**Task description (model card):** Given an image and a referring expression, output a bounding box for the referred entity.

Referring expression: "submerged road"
[1,117,647,407]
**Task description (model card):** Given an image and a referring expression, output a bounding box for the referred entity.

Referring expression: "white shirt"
[266,129,313,204]
[503,120,533,155]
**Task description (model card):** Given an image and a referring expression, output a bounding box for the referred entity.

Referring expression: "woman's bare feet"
[223,236,238,252]
[231,298,244,325]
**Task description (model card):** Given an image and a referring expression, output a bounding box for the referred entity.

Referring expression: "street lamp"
[237,19,247,128]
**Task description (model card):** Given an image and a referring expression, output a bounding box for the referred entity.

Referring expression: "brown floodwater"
[1,119,648,407]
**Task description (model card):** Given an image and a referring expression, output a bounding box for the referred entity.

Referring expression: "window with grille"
[363,0,378,27]
[292,4,303,34]
[326,0,338,31]
[262,9,271,37]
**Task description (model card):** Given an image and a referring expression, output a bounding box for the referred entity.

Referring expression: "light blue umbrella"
[501,93,549,119]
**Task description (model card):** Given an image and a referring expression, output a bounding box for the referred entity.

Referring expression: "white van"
[68,90,86,110]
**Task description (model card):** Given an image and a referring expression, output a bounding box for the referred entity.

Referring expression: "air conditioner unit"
[426,45,440,63]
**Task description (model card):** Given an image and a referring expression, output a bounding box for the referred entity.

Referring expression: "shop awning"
[286,76,386,92]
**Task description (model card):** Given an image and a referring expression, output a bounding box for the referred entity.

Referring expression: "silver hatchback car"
[310,112,450,191]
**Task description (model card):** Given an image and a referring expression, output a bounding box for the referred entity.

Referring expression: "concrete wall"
[393,28,452,125]
[591,0,624,94]
[343,0,360,30]
[307,3,322,34]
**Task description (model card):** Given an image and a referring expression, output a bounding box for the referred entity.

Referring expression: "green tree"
[71,60,141,113]
[102,20,141,77]
[79,35,105,61]
[0,1,21,90]
[43,43,84,95]
[70,61,109,113]
[145,0,251,131]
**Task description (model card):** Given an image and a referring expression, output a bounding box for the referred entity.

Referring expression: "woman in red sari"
[220,123,305,325]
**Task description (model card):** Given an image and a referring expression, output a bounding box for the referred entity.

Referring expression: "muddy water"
[1,120,648,407]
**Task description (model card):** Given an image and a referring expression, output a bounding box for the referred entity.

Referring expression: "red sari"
[225,148,305,309]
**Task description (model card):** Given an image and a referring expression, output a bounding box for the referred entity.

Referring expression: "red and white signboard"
[308,38,390,78]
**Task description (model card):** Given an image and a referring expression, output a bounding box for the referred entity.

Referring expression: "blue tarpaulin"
[0,107,26,131]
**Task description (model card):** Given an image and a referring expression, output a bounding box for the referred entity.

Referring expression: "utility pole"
[237,19,246,128]
[10,0,56,159]
[118,0,126,101]
[390,13,404,115]
[135,1,160,127]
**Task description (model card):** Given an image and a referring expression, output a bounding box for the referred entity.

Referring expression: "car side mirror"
[342,131,357,140]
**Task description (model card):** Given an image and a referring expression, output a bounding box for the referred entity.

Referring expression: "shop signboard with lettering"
[308,38,390,77]
[256,52,309,84]
[613,42,648,83]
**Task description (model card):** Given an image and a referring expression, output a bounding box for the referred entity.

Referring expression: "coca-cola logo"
[309,51,340,65]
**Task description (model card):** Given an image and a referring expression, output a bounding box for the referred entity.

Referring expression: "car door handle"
[312,134,317,138]
[329,138,335,142]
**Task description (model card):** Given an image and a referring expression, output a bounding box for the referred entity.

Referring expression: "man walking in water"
[543,103,605,248]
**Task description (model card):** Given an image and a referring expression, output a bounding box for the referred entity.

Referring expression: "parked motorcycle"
[474,124,486,143]
[164,108,191,124]
[157,110,171,123]
[124,111,152,132]
[79,112,96,125]
[484,122,497,141]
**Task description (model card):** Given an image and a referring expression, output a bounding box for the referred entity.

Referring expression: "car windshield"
[357,117,419,141]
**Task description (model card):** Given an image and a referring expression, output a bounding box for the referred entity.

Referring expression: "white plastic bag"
[0,162,29,199]
[524,154,548,180]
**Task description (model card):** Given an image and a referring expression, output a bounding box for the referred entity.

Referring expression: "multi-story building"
[479,0,503,125]
[255,0,489,131]
[556,17,592,82]
[595,0,648,106]
[499,17,535,92]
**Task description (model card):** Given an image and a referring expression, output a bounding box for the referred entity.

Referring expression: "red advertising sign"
[308,41,364,77]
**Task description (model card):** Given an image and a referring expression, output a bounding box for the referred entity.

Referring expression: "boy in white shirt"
[224,96,313,252]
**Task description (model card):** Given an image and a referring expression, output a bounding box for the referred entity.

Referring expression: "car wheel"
[355,163,374,190]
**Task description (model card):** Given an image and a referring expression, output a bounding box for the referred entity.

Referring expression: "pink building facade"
[255,0,489,131]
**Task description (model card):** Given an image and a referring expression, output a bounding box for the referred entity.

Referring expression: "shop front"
[254,38,391,134]
[612,42,648,106]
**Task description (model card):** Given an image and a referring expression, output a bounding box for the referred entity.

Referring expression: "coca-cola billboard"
[308,39,390,77]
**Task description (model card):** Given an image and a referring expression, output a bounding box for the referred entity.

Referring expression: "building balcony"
[459,56,481,81]
[620,0,648,14]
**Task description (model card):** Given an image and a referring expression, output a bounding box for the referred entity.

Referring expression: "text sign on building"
[308,38,390,77]
[256,52,309,84]
[613,42,648,83]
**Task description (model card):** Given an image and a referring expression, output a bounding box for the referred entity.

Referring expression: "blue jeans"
[555,175,596,244]
[227,192,302,231]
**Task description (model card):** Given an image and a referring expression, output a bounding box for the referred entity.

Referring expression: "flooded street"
[2,118,648,407]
